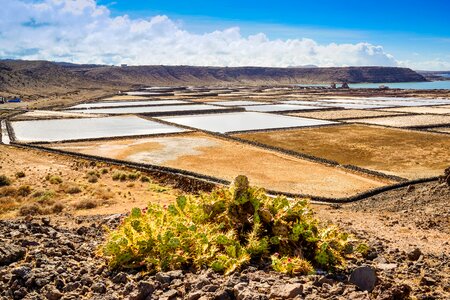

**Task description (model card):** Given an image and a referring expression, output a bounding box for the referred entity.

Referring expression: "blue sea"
[297,81,450,90]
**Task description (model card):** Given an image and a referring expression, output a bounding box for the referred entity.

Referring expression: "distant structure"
[341,82,350,89]
[0,96,21,103]
[379,85,389,90]
[8,97,21,103]
[120,64,128,67]
[330,83,337,89]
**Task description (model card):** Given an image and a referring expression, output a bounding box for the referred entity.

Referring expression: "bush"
[140,176,150,183]
[15,171,26,178]
[0,187,16,197]
[112,172,128,182]
[101,175,358,275]
[0,175,11,187]
[17,185,32,197]
[64,184,82,194]
[87,175,98,183]
[48,175,63,184]
[74,199,98,210]
[127,172,141,181]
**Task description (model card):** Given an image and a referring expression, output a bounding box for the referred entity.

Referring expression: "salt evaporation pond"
[10,116,186,143]
[67,100,190,109]
[281,101,390,110]
[1,120,10,144]
[67,104,231,115]
[210,100,270,106]
[244,104,327,112]
[158,112,337,133]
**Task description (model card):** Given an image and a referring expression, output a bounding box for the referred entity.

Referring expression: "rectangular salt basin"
[10,116,186,143]
[320,99,450,107]
[67,100,190,109]
[281,101,390,110]
[158,112,337,133]
[210,100,270,106]
[243,104,327,112]
[67,104,230,115]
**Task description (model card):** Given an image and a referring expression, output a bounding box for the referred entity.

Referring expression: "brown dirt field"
[313,181,450,294]
[47,132,391,198]
[378,106,450,115]
[234,124,450,179]
[0,145,179,219]
[288,109,406,120]
[346,114,450,127]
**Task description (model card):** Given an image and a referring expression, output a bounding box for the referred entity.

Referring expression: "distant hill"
[0,60,426,99]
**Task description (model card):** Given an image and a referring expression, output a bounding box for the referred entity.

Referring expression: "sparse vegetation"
[140,176,150,183]
[101,176,358,275]
[48,175,63,184]
[0,175,11,187]
[63,183,82,194]
[17,185,32,197]
[15,171,26,178]
[74,199,98,210]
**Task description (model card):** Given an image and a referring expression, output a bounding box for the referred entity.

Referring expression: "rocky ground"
[0,215,411,300]
[1,181,449,299]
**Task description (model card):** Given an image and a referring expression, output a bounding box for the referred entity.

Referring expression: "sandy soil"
[47,132,392,198]
[378,106,450,115]
[0,145,179,219]
[235,124,450,179]
[288,109,406,120]
[347,114,450,127]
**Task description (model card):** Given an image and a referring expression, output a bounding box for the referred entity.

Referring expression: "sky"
[1,0,449,70]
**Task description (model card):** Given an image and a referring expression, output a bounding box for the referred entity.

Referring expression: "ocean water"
[297,81,450,90]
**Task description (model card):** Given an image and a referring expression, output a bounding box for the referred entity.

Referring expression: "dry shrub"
[87,175,98,183]
[17,185,32,197]
[15,171,26,178]
[19,203,43,216]
[63,183,82,194]
[74,199,98,210]
[48,175,63,184]
[93,187,114,200]
[0,187,17,197]
[19,202,64,216]
[140,176,150,183]
[0,175,11,187]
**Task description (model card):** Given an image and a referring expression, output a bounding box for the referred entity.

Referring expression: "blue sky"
[1,0,449,69]
[98,0,450,68]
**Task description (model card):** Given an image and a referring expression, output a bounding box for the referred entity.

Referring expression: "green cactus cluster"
[101,175,360,275]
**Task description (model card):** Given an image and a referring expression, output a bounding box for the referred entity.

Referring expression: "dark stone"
[269,283,303,299]
[0,243,26,266]
[349,266,377,292]
[129,281,155,300]
[155,272,171,284]
[11,266,31,279]
[112,272,128,284]
[92,282,107,294]
[45,287,63,300]
[407,248,422,261]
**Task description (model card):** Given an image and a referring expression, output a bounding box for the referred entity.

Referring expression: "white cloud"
[399,59,450,71]
[0,0,400,67]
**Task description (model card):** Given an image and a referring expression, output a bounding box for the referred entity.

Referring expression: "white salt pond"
[244,104,327,112]
[10,116,187,143]
[67,100,190,109]
[1,120,10,144]
[158,112,337,133]
[210,100,270,106]
[281,101,390,110]
[67,104,232,115]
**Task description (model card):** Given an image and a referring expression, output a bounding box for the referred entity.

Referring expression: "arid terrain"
[1,62,450,299]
